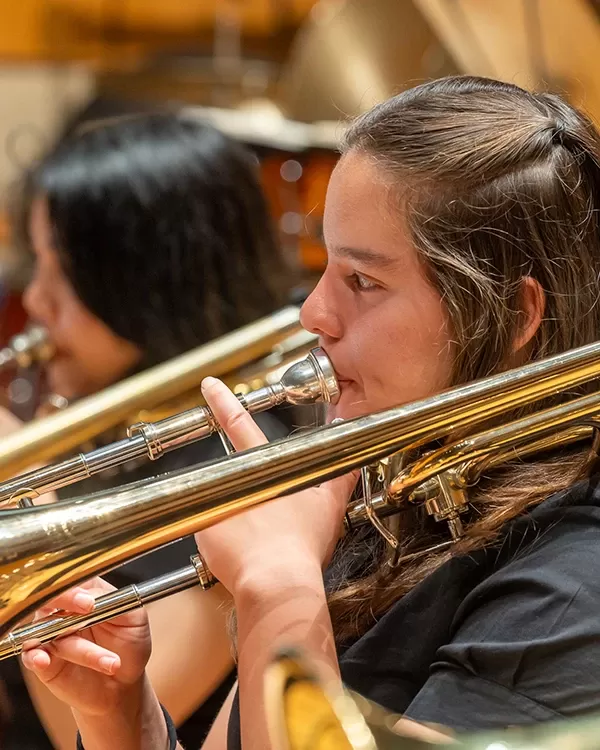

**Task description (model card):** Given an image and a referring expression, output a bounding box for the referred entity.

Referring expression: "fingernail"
[32,653,48,670]
[74,592,94,610]
[99,656,117,674]
[201,376,218,391]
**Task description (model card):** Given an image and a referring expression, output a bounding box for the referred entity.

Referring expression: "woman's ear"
[512,276,546,353]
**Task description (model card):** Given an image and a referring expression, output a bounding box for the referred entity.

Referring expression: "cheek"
[58,303,93,345]
[353,294,452,410]
[55,299,109,363]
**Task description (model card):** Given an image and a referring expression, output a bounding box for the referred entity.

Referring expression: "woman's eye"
[349,272,380,292]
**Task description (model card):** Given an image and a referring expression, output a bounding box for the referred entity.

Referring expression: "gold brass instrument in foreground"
[0,338,328,508]
[1,340,600,651]
[0,345,339,657]
[0,306,306,479]
[267,650,600,750]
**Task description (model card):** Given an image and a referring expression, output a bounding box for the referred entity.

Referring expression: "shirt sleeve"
[404,509,600,731]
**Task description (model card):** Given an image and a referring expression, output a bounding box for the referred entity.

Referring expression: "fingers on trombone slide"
[22,635,121,676]
[32,589,96,622]
[201,377,269,451]
[22,587,121,675]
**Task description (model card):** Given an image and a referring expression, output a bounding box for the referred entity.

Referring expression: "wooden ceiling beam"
[0,0,318,63]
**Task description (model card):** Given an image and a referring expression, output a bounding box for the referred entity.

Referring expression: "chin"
[327,391,370,422]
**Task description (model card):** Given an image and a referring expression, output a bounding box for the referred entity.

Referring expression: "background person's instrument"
[1,340,600,649]
[0,325,53,373]
[0,325,60,422]
[0,306,306,479]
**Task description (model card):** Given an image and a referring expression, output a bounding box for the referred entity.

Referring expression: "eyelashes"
[347,272,380,292]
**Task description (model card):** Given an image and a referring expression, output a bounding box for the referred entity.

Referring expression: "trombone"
[1,339,600,656]
[0,324,54,373]
[0,338,328,507]
[0,306,307,479]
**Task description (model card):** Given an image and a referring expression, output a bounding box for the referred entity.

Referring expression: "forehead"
[29,198,52,248]
[326,151,394,219]
[29,197,62,264]
[323,150,410,266]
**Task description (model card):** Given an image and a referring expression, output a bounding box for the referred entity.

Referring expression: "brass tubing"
[0,307,303,479]
[1,340,600,641]
[0,347,334,504]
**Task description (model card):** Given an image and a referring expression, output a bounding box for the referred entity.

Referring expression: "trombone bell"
[266,650,600,749]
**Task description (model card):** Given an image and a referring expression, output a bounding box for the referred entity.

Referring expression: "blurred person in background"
[0,111,294,749]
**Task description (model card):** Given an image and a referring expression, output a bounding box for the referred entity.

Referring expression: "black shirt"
[228,474,600,747]
[0,411,289,750]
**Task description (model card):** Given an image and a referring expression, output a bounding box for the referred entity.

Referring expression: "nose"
[300,273,342,341]
[22,272,55,328]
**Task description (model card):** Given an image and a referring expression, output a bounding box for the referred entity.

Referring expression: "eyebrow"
[330,246,400,270]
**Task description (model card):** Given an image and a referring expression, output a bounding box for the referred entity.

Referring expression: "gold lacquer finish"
[0,335,325,508]
[266,649,600,750]
[1,340,600,647]
[265,650,365,750]
[0,345,339,648]
[0,306,304,479]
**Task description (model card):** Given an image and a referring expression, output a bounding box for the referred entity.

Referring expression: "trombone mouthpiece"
[279,347,340,405]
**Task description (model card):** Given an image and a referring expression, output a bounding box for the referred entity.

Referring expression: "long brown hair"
[328,76,600,642]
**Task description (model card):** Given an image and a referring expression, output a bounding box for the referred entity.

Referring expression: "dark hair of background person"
[3,106,295,750]
[14,110,291,368]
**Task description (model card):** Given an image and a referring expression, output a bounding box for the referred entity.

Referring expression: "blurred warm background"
[0,0,600,290]
[0,0,599,340]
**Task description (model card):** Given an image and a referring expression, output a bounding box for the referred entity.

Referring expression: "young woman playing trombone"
[20,76,600,749]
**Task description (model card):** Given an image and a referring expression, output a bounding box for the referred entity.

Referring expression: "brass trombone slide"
[0,342,329,506]
[0,306,304,479]
[1,339,600,650]
[0,345,338,658]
